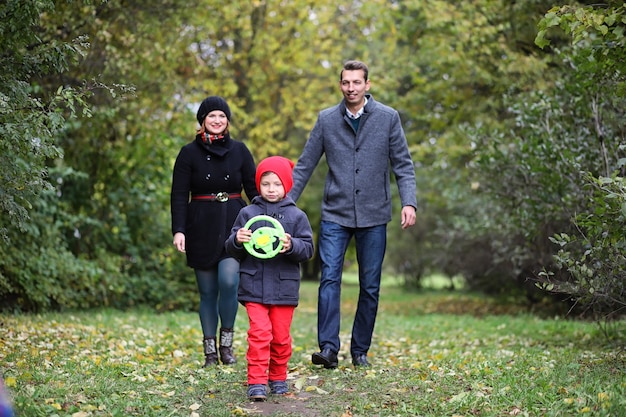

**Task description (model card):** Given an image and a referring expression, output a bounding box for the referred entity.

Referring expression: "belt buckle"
[216,192,229,202]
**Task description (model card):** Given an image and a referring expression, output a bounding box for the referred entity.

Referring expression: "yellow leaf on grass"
[4,377,16,387]
[597,392,609,401]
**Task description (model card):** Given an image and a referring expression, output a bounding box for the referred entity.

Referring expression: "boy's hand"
[236,228,252,244]
[279,233,292,253]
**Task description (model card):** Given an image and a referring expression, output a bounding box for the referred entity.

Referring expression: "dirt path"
[243,391,322,416]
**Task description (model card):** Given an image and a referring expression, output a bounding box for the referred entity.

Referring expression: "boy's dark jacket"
[225,195,314,306]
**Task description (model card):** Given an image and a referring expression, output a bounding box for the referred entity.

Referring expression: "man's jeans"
[317,220,387,357]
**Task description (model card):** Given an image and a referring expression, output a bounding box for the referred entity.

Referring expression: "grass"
[1,275,625,416]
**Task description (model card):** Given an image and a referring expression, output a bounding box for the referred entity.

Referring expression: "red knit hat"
[255,156,295,195]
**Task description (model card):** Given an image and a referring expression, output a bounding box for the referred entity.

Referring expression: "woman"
[171,96,258,366]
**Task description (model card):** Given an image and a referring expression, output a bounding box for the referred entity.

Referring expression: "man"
[289,60,417,368]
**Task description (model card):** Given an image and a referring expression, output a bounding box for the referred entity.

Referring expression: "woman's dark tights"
[194,257,239,337]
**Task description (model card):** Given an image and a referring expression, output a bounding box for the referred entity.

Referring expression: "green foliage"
[540,174,626,319]
[536,2,626,51]
[0,0,125,310]
[532,3,626,318]
[464,2,626,317]
[0,0,93,240]
[0,0,198,311]
[3,0,625,317]
[383,0,553,296]
[0,179,122,311]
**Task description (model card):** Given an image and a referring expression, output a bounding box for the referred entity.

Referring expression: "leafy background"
[2,0,625,316]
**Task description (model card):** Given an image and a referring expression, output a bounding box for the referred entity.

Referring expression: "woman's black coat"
[171,134,258,269]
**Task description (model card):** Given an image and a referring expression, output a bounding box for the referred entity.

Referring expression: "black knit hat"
[196,96,231,125]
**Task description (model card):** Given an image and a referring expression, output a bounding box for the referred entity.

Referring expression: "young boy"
[225,156,314,401]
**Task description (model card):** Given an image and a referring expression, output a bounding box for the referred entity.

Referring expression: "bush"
[539,174,626,319]
[0,187,124,312]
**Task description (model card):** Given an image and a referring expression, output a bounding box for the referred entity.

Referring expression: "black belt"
[191,193,241,202]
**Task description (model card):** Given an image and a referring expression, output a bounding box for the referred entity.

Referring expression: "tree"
[1,0,399,309]
[379,0,555,292]
[0,0,136,310]
[532,2,626,319]
[0,0,90,240]
[0,0,197,311]
[185,0,398,279]
[467,1,626,317]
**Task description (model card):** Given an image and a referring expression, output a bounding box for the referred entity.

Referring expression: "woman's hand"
[173,232,186,253]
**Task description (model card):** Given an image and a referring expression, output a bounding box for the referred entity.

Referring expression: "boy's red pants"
[245,302,295,385]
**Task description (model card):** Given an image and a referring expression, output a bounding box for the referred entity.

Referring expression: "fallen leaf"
[449,391,469,403]
[294,376,306,390]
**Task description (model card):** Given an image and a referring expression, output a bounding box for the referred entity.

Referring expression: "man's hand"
[400,206,416,230]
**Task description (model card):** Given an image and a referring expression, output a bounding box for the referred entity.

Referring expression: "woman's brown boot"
[218,327,236,365]
[202,337,218,367]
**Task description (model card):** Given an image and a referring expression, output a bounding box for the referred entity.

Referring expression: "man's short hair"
[341,60,369,81]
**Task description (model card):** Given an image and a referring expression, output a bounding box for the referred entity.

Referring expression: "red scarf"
[202,132,225,144]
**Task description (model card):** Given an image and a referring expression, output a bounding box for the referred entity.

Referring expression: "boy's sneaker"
[269,380,288,395]
[247,384,267,401]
